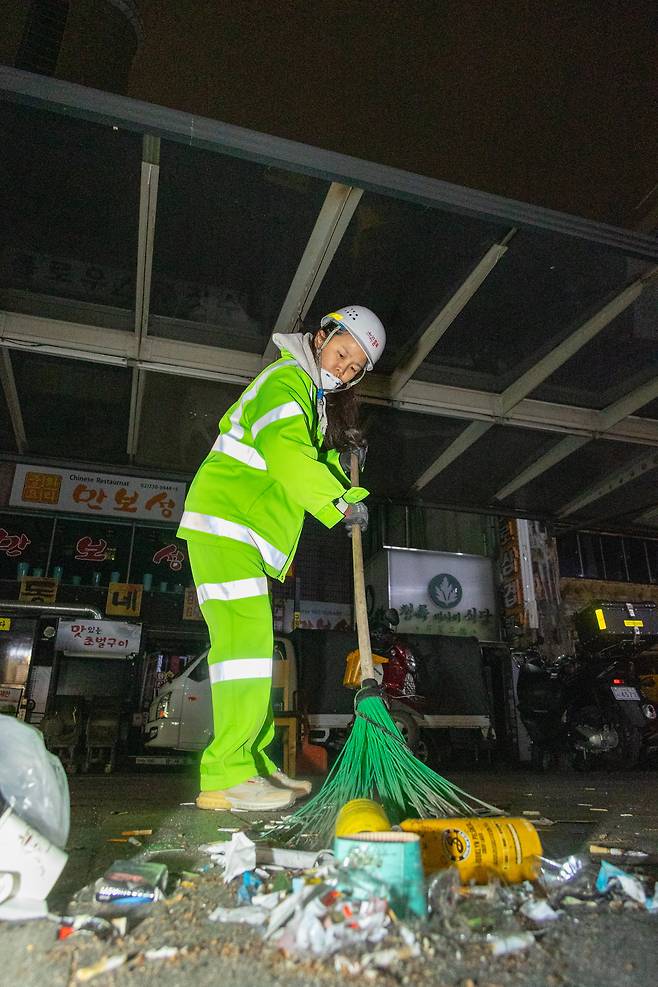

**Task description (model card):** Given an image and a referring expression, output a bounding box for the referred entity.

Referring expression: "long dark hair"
[310,327,363,451]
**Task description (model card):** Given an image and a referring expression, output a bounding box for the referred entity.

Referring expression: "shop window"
[130,526,192,592]
[578,533,604,580]
[600,535,627,582]
[624,538,650,585]
[49,518,132,586]
[0,513,54,580]
[556,532,581,577]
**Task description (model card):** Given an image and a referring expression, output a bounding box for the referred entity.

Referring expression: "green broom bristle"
[273,695,502,848]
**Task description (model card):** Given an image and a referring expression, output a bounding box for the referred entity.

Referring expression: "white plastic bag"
[0,718,70,848]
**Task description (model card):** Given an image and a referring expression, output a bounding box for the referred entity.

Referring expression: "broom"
[273,454,501,848]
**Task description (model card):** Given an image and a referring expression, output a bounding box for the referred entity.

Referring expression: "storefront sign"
[498,519,526,635]
[0,527,31,558]
[275,599,352,633]
[0,618,11,631]
[19,577,58,604]
[106,583,143,617]
[366,547,499,641]
[182,587,203,621]
[0,686,22,716]
[10,465,186,523]
[55,620,142,657]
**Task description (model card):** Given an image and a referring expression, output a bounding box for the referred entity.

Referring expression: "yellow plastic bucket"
[335,799,391,836]
[400,817,543,884]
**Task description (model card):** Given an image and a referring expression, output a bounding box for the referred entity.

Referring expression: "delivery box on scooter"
[575,601,658,654]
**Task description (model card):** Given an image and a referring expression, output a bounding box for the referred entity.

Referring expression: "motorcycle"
[516,644,657,771]
[343,608,432,758]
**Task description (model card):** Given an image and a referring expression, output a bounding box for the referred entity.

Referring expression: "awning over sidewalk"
[1,67,657,535]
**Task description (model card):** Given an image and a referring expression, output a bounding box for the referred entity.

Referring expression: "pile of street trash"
[2,719,658,980]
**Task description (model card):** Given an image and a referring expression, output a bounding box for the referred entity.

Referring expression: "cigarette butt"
[107,838,129,843]
[121,829,153,837]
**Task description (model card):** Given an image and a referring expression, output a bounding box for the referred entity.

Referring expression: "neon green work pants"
[187,538,278,792]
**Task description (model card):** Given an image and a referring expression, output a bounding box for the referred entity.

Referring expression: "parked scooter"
[516,627,657,771]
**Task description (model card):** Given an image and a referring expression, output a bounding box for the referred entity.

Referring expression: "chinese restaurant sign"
[55,620,142,657]
[10,465,186,523]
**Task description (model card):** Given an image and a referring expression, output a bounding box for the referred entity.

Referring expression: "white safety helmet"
[320,305,386,371]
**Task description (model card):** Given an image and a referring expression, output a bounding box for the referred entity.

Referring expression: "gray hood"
[271,331,328,435]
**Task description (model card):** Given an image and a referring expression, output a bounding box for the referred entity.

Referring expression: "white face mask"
[320,367,343,391]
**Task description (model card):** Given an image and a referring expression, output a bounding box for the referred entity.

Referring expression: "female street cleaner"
[177,305,386,811]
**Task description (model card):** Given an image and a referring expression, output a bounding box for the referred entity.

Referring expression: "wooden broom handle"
[350,452,375,682]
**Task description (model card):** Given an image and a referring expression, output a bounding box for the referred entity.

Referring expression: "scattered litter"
[590,808,608,813]
[217,827,241,834]
[490,932,535,956]
[589,845,648,860]
[595,861,649,907]
[75,954,128,982]
[519,899,560,924]
[143,946,180,961]
[121,829,153,837]
[95,860,167,907]
[179,802,195,806]
[209,905,268,925]
[223,833,257,883]
[620,813,634,818]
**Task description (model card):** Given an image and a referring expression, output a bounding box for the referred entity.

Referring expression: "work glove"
[339,438,368,476]
[343,501,369,534]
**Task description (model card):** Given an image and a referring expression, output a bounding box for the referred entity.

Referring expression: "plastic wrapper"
[0,718,70,848]
[95,860,168,907]
[535,854,598,903]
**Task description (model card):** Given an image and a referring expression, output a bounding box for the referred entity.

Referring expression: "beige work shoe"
[196,776,295,811]
[268,770,312,799]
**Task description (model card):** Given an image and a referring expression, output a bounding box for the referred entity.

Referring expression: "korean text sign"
[10,465,186,523]
[55,620,142,657]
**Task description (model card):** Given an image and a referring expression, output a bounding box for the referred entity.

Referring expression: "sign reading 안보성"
[9,465,186,523]
[55,620,142,657]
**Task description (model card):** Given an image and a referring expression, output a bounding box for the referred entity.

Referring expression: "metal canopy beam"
[128,135,160,462]
[558,448,658,518]
[3,67,658,261]
[2,310,657,447]
[494,375,658,501]
[262,182,363,363]
[390,234,514,397]
[410,421,491,492]
[0,348,27,453]
[499,270,656,415]
[410,267,658,491]
[135,135,160,341]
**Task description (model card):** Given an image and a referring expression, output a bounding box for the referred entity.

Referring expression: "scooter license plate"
[611,686,640,701]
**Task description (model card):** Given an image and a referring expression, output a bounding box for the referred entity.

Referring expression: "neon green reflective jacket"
[177,350,368,580]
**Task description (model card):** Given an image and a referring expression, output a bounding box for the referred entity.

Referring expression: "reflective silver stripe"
[227,360,296,441]
[212,433,267,470]
[179,511,288,570]
[336,497,349,514]
[197,576,268,604]
[209,658,273,684]
[251,400,303,438]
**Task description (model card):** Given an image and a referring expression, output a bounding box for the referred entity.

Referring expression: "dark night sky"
[128,1,658,229]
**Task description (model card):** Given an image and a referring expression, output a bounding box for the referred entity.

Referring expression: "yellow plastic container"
[400,817,542,884]
[335,799,391,836]
[342,649,388,689]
